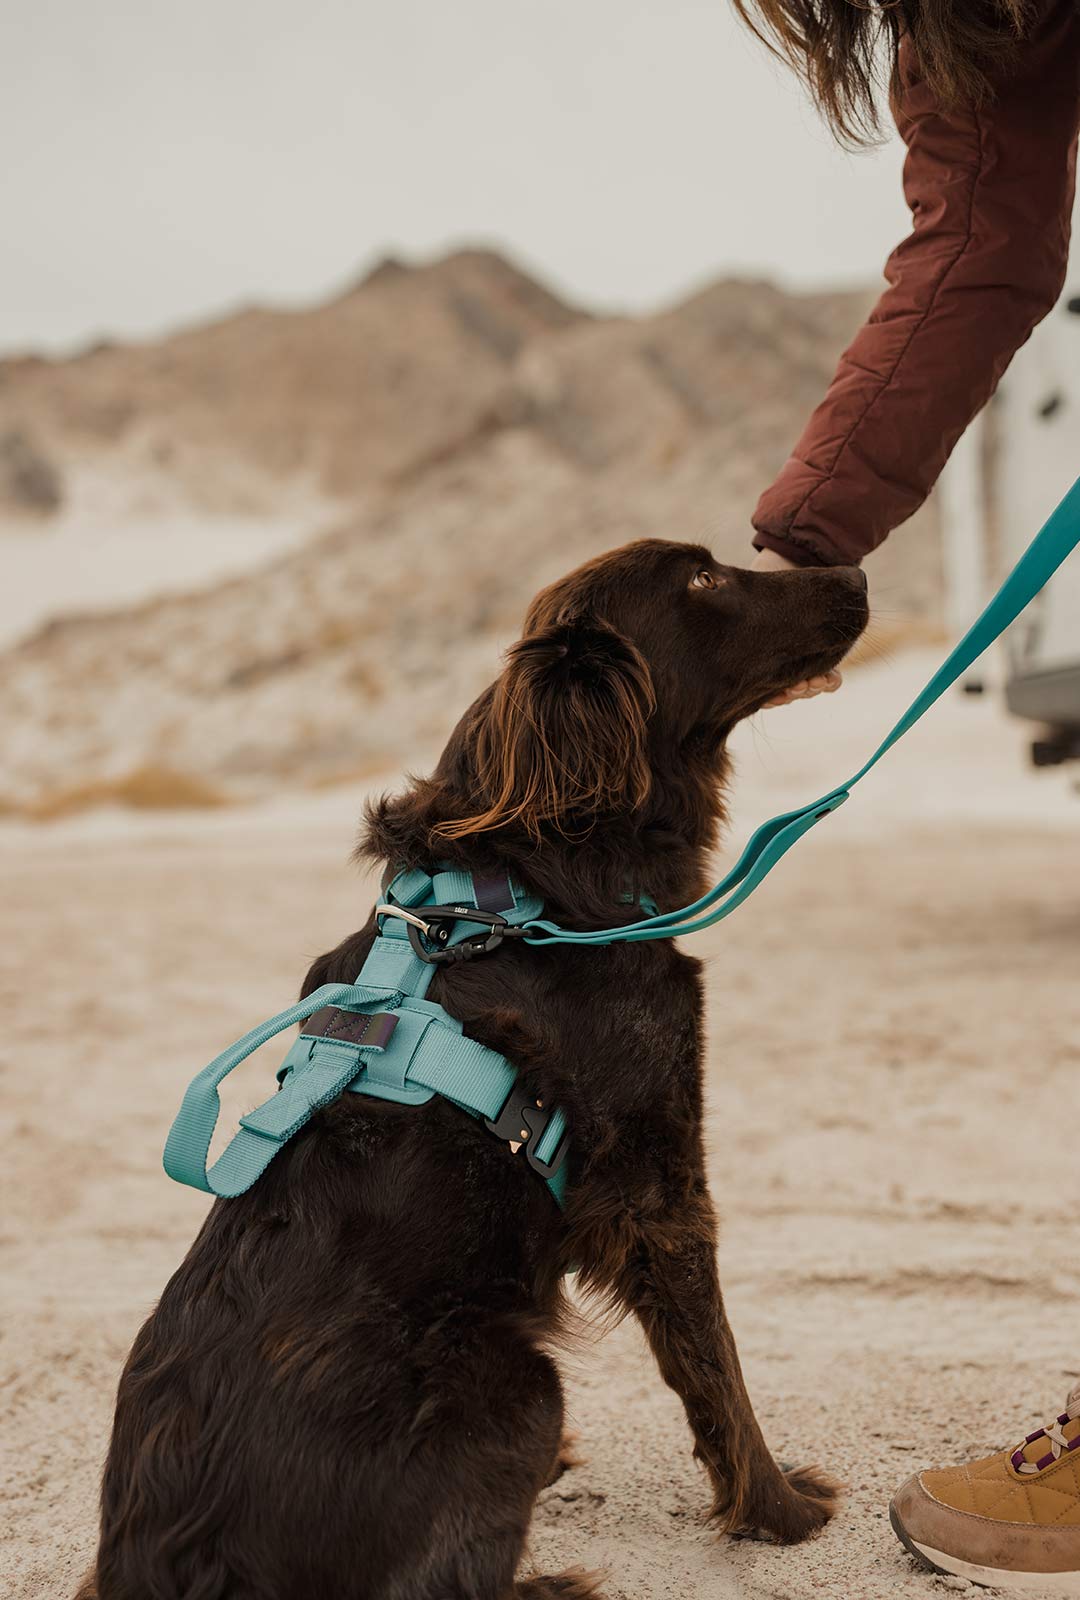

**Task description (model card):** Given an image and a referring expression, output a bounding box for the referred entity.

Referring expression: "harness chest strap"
[163,866,570,1207]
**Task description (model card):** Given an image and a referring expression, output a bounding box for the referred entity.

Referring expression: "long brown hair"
[732,0,1031,144]
[433,617,656,843]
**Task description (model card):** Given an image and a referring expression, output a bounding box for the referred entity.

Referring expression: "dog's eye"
[690,569,718,590]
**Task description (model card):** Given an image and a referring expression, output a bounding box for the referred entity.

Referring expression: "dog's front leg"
[594,1189,838,1544]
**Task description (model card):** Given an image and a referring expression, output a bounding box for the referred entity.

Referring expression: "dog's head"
[434,538,868,843]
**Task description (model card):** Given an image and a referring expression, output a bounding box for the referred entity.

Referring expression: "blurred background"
[0,0,926,816]
[2,0,1078,812]
[2,1,1078,813]
[3,7,1079,1600]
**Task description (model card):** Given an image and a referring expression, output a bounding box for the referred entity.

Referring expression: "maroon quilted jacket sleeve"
[752,0,1080,568]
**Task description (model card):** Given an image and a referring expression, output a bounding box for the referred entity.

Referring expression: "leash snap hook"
[376,903,434,936]
[397,904,521,965]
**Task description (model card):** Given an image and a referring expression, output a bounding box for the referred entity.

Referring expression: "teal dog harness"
[163,865,570,1207]
[164,473,1080,1209]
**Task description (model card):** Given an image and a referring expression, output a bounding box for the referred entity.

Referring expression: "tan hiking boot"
[891,1382,1080,1592]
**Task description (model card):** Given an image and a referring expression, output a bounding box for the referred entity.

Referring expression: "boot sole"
[890,1502,1080,1594]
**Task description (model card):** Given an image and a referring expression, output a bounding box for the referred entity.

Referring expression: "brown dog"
[83,539,868,1600]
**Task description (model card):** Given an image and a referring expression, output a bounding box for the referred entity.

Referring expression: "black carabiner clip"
[404,904,520,965]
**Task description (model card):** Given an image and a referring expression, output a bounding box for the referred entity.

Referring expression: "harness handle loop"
[162,980,395,1197]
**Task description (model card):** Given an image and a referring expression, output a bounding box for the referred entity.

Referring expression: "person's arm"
[752,0,1080,570]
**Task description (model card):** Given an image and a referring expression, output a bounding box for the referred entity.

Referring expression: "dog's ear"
[436,615,655,840]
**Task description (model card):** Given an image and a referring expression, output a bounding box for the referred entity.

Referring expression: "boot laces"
[1012,1383,1080,1475]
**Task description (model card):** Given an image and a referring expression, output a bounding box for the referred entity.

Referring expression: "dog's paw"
[722,1462,842,1545]
[776,1463,842,1540]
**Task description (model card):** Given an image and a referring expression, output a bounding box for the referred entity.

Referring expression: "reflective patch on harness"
[471,868,516,913]
[301,1008,399,1049]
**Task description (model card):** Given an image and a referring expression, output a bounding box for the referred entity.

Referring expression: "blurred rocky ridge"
[0,429,63,516]
[0,251,583,515]
[0,248,941,815]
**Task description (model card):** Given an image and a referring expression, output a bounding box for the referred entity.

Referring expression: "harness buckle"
[484,1087,570,1180]
[386,903,524,965]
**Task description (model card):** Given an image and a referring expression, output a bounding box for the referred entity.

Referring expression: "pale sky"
[1,0,908,355]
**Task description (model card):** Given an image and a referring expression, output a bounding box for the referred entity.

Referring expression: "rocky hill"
[0,252,585,516]
[0,250,942,815]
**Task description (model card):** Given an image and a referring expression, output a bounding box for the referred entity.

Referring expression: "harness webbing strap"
[522,472,1080,947]
[355,935,434,999]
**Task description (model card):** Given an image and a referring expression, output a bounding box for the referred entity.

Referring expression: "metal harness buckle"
[484,1086,569,1180]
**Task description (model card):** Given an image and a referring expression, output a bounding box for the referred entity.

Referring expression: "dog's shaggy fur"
[81,539,868,1600]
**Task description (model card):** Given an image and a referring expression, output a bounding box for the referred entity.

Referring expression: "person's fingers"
[751,548,799,573]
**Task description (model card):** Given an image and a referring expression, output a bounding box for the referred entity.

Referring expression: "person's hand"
[751,546,844,707]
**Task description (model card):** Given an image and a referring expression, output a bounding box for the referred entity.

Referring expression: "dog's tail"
[514,1572,606,1600]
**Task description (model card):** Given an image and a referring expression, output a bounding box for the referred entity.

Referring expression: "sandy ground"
[3,650,1079,1600]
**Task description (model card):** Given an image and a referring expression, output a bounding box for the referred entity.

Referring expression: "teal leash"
[522,473,1080,947]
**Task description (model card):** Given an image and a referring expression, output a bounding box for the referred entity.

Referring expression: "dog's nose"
[846,566,868,591]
